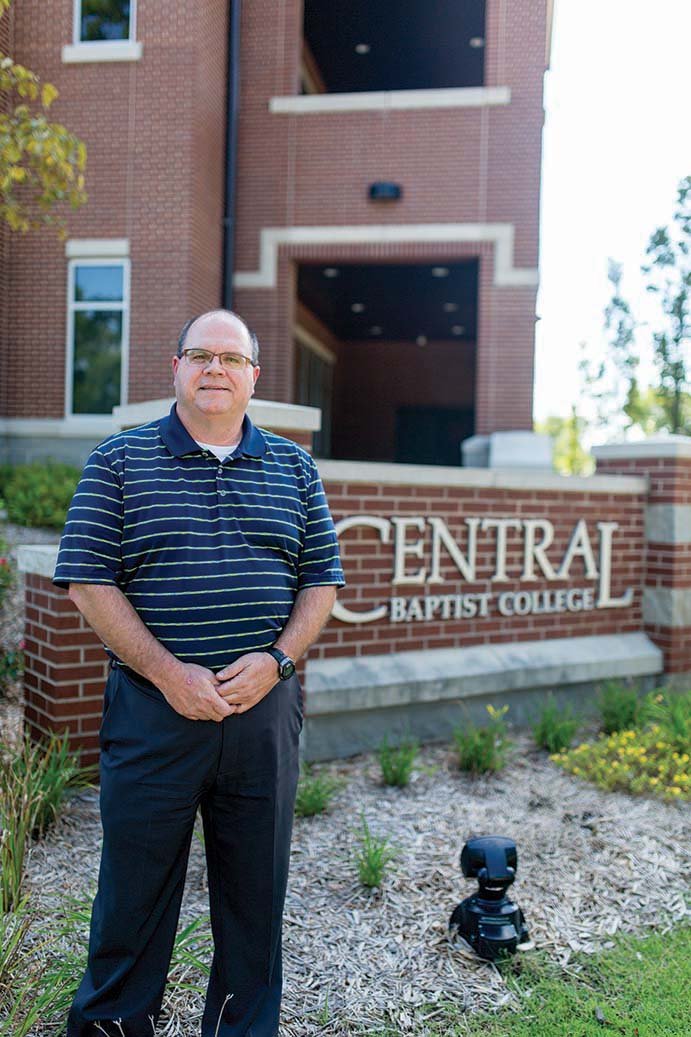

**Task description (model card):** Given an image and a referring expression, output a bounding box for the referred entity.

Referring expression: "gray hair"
[177,309,260,365]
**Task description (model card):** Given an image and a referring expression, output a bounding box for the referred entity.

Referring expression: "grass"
[453,705,510,773]
[598,678,644,734]
[0,896,87,1036]
[0,733,93,911]
[532,693,580,753]
[294,764,341,817]
[420,925,691,1036]
[355,813,396,889]
[377,735,419,787]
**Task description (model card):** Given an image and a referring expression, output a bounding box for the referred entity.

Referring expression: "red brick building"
[0,0,552,465]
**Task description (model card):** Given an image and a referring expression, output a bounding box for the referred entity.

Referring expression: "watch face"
[280,659,296,680]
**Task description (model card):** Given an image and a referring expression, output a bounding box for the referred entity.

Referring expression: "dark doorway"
[396,406,475,466]
[296,259,478,464]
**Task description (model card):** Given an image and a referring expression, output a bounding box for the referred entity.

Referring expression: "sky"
[534,0,691,429]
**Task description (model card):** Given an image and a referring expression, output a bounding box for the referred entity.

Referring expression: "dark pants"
[67,665,302,1037]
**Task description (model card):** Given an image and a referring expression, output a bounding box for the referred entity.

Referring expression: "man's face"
[172,313,260,422]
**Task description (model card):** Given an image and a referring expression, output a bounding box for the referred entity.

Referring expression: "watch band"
[264,646,296,680]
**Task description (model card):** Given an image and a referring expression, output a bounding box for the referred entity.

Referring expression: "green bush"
[294,765,341,817]
[597,679,642,734]
[532,693,580,753]
[0,461,80,529]
[454,704,511,774]
[377,735,419,787]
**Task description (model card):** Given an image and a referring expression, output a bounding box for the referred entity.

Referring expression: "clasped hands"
[158,652,282,721]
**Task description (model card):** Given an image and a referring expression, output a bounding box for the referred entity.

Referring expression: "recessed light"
[369,326,382,335]
[469,36,485,48]
[431,266,449,278]
[323,267,339,278]
[355,43,370,54]
[451,325,465,335]
[416,335,428,347]
[351,302,365,313]
[443,302,459,312]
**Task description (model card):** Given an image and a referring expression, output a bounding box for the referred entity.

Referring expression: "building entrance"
[295,260,478,464]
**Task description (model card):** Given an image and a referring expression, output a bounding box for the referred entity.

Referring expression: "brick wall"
[4,0,546,446]
[314,477,645,659]
[4,0,228,419]
[596,448,691,675]
[23,573,110,766]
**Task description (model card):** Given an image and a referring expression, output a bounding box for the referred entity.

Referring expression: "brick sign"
[332,515,634,624]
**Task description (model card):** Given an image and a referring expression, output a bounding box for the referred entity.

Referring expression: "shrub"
[532,693,580,753]
[0,555,12,609]
[294,765,341,817]
[597,679,642,734]
[0,461,80,529]
[642,688,691,752]
[377,735,419,787]
[0,645,24,695]
[355,814,396,889]
[454,704,510,774]
[552,690,691,802]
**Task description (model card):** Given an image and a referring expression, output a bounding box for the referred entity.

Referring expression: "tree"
[642,176,690,434]
[535,408,593,476]
[580,175,690,436]
[0,0,87,234]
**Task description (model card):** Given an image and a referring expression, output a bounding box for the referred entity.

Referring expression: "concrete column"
[594,436,691,681]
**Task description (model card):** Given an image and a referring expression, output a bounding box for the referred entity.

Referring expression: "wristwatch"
[264,646,296,681]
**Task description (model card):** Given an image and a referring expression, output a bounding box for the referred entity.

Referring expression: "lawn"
[426,925,691,1036]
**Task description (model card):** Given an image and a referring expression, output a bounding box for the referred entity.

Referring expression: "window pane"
[80,0,131,42]
[74,265,124,303]
[72,311,122,414]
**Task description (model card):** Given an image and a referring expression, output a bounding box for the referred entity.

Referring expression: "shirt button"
[219,490,227,496]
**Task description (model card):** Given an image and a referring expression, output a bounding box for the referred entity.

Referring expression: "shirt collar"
[160,404,267,459]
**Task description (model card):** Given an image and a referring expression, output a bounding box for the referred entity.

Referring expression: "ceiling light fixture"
[355,43,370,54]
[351,303,365,313]
[443,302,459,312]
[431,267,449,278]
[469,36,485,48]
[416,335,428,347]
[369,326,383,335]
[323,267,339,278]
[451,325,465,335]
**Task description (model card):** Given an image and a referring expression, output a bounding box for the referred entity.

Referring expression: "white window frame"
[63,0,142,62]
[65,257,130,418]
[74,0,136,43]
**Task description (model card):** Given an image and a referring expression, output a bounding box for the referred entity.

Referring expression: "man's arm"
[215,585,337,712]
[68,584,232,722]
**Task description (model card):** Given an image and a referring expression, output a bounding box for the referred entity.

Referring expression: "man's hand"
[157,661,233,722]
[215,652,280,714]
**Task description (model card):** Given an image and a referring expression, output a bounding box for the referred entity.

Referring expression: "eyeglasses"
[180,348,256,370]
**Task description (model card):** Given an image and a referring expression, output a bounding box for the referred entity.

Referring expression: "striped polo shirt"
[53,405,345,670]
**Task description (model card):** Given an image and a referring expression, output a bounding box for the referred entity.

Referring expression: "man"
[54,310,345,1037]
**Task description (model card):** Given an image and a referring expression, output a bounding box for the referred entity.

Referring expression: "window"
[66,260,129,416]
[76,0,133,43]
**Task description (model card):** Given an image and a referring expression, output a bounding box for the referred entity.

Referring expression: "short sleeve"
[297,462,345,590]
[53,448,124,589]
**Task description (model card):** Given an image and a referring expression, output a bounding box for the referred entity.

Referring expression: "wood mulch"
[23,738,691,1036]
